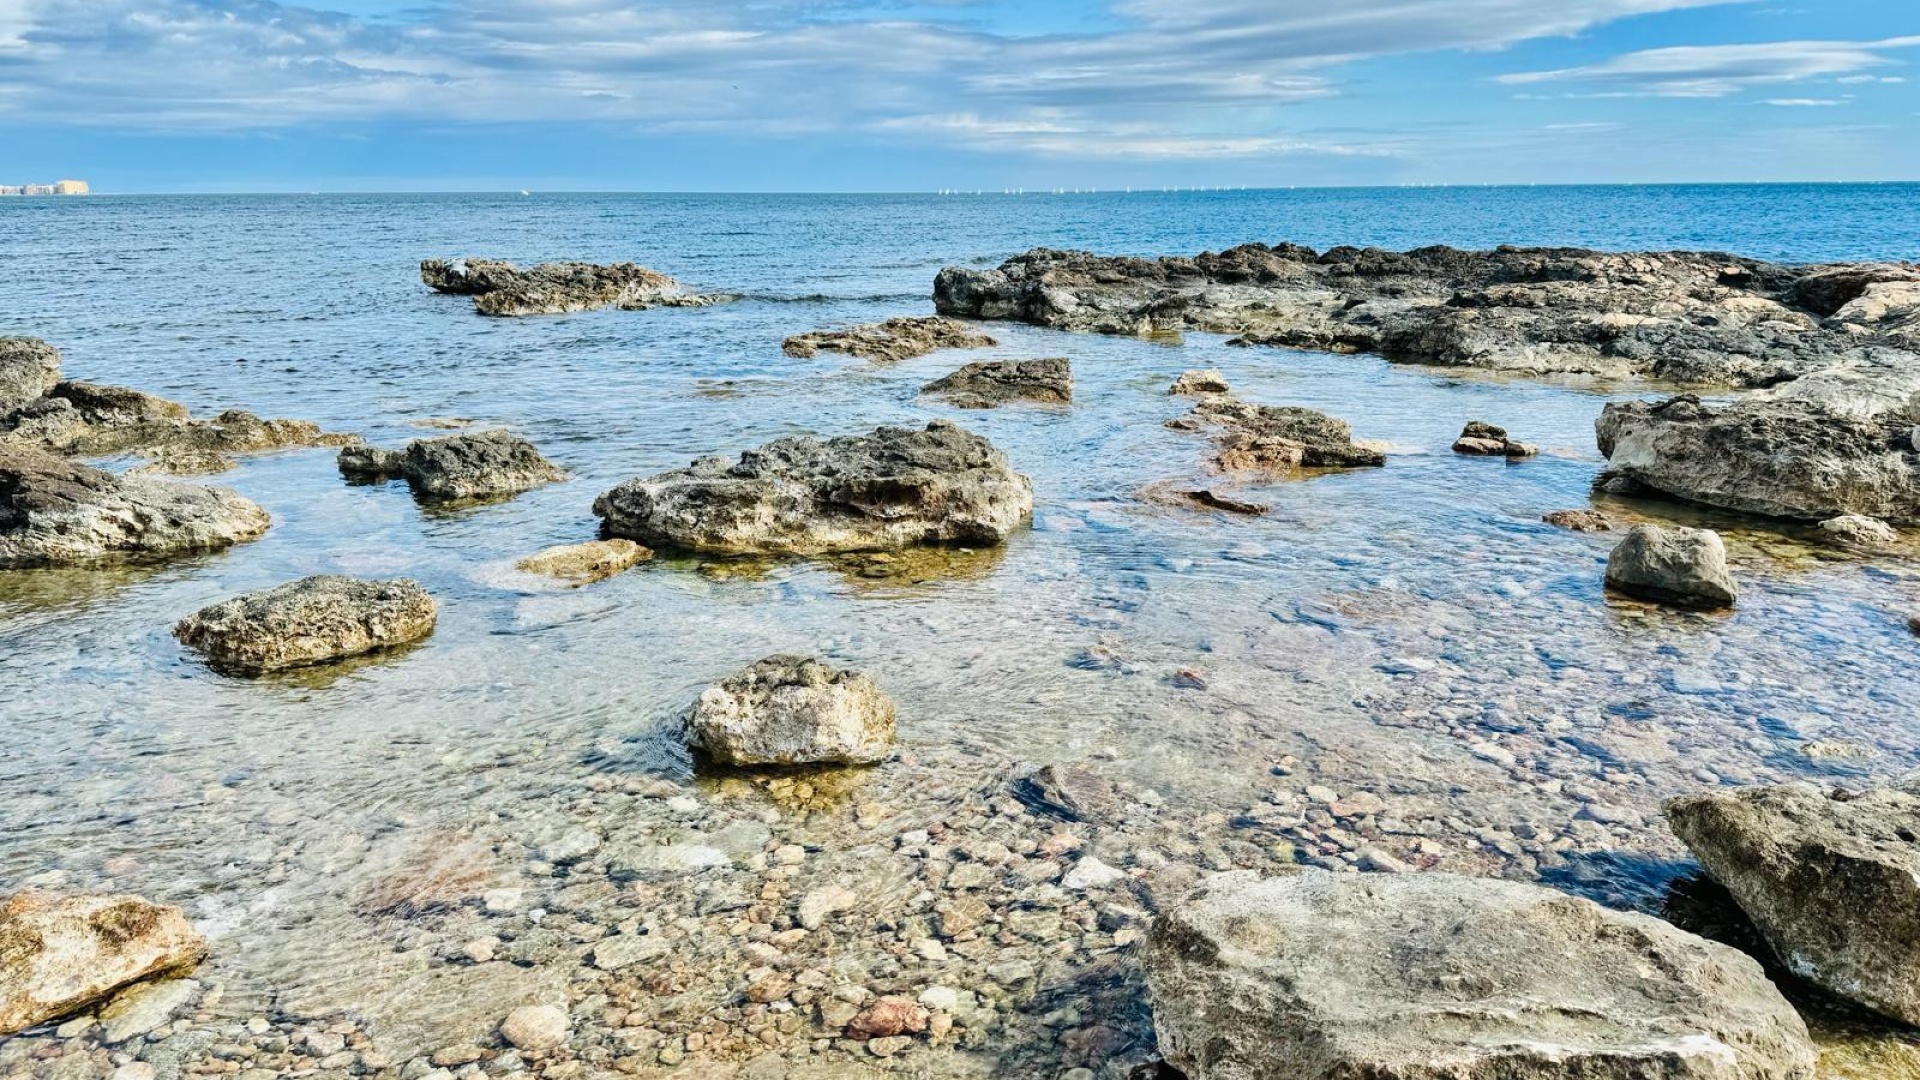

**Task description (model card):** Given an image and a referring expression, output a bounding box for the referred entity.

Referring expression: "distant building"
[0,180,89,196]
[54,179,89,195]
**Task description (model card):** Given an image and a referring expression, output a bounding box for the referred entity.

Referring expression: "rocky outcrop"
[1170,396,1385,475]
[922,358,1071,407]
[173,575,437,674]
[1668,784,1920,1026]
[782,316,996,363]
[1452,420,1537,458]
[686,655,896,766]
[0,448,270,567]
[0,891,207,1037]
[515,539,651,585]
[420,258,724,317]
[338,431,564,502]
[1169,369,1231,396]
[1605,525,1738,609]
[0,337,61,414]
[935,244,1920,388]
[1144,871,1815,1080]
[593,421,1032,555]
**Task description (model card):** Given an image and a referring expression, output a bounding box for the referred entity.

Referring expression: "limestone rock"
[339,431,564,501]
[1544,508,1613,532]
[499,1004,570,1051]
[1175,396,1385,474]
[687,655,895,766]
[1667,784,1920,1025]
[1452,420,1537,458]
[1605,525,1738,609]
[593,421,1032,555]
[420,258,724,317]
[1143,871,1815,1080]
[1,380,355,469]
[0,337,62,414]
[0,891,207,1037]
[922,358,1071,407]
[514,539,650,584]
[782,316,996,363]
[173,575,437,675]
[1817,513,1899,552]
[1169,369,1231,396]
[0,448,270,568]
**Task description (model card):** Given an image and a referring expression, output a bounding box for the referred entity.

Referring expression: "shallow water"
[3,186,1920,1076]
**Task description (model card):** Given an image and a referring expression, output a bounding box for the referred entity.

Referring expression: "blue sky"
[0,0,1915,191]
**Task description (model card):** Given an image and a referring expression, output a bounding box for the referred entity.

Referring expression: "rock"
[593,421,1033,555]
[0,337,62,413]
[338,431,564,501]
[0,448,270,568]
[420,258,724,317]
[0,891,207,1037]
[1817,513,1899,551]
[1544,508,1613,532]
[1177,488,1267,516]
[1451,420,1537,458]
[1169,369,1231,395]
[1178,396,1385,474]
[846,996,928,1040]
[798,885,858,931]
[686,655,895,766]
[1061,857,1125,890]
[98,979,199,1044]
[499,1005,569,1051]
[173,575,437,674]
[1014,764,1126,823]
[781,316,996,363]
[1143,871,1815,1080]
[2,379,354,467]
[922,358,1071,407]
[1605,525,1738,609]
[1668,784,1920,1025]
[590,934,670,970]
[514,538,651,584]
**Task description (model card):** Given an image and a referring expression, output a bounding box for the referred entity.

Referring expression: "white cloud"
[1763,97,1846,106]
[1500,34,1920,97]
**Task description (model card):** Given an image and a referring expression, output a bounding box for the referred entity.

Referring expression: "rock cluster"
[782,316,997,363]
[1170,395,1386,474]
[1604,524,1739,609]
[173,575,437,674]
[1452,419,1537,457]
[420,258,724,317]
[687,655,897,766]
[338,431,565,502]
[0,891,207,1037]
[0,447,270,567]
[593,421,1033,555]
[921,358,1071,407]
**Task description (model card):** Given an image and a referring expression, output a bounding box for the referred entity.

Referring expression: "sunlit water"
[3,187,1920,1074]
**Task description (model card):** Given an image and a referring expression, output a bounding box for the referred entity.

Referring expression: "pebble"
[500,1005,570,1050]
[1061,856,1125,890]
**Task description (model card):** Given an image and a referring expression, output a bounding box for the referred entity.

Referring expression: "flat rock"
[1143,871,1815,1080]
[1014,764,1126,823]
[0,891,207,1037]
[2,376,355,469]
[922,358,1071,407]
[687,655,896,766]
[782,316,996,363]
[1668,783,1920,1025]
[1175,395,1385,474]
[515,538,650,584]
[98,978,200,1045]
[420,257,723,317]
[1169,369,1231,395]
[0,448,270,568]
[593,420,1032,555]
[339,430,564,501]
[0,337,62,413]
[1605,524,1738,609]
[173,575,437,674]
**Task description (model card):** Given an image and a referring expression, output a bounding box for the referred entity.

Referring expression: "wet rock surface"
[0,891,207,1037]
[1668,784,1920,1026]
[1168,369,1230,396]
[1544,508,1614,531]
[173,575,438,674]
[420,257,725,317]
[0,448,270,567]
[921,358,1071,408]
[514,539,651,585]
[593,421,1033,555]
[0,337,62,414]
[339,430,565,501]
[1818,514,1900,551]
[1453,419,1538,458]
[1605,525,1738,609]
[1144,870,1816,1080]
[782,317,997,363]
[687,655,897,765]
[1171,395,1386,474]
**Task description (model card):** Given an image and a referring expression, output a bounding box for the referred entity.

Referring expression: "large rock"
[0,337,62,414]
[1604,525,1738,609]
[593,421,1032,555]
[173,575,437,674]
[922,358,1071,407]
[1,380,355,470]
[1668,784,1920,1025]
[0,891,207,1036]
[686,655,896,766]
[0,448,270,568]
[420,258,723,317]
[1144,871,1815,1080]
[338,431,564,501]
[782,316,996,363]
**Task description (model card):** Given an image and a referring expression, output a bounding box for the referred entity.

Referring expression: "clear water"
[3,185,1919,1074]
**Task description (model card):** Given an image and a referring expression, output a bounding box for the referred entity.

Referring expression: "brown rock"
[0,891,207,1036]
[846,995,928,1040]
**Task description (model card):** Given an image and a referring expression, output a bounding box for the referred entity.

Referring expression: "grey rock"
[0,891,207,1037]
[1816,513,1900,551]
[498,1005,569,1050]
[0,448,270,568]
[687,655,896,766]
[590,933,670,970]
[922,358,1071,407]
[781,316,995,363]
[1605,525,1738,609]
[1015,764,1126,823]
[2,380,354,468]
[339,431,564,502]
[99,980,200,1045]
[173,575,437,675]
[1176,396,1385,473]
[1169,369,1231,395]
[0,337,62,413]
[1452,420,1537,458]
[420,258,724,317]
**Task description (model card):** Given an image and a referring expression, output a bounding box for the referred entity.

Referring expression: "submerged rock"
[922,358,1071,407]
[1175,396,1386,474]
[0,891,208,1037]
[173,575,437,674]
[420,257,723,317]
[1169,369,1231,396]
[1818,513,1900,551]
[593,421,1032,555]
[782,316,996,363]
[0,337,62,414]
[1143,871,1815,1080]
[515,538,651,585]
[1014,764,1127,823]
[1544,508,1613,532]
[686,655,896,766]
[1452,419,1537,458]
[338,431,564,501]
[0,448,270,568]
[1604,524,1738,609]
[1668,784,1920,1026]
[1178,488,1267,516]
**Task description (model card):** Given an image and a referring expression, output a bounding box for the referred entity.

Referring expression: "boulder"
[782,316,996,363]
[1452,419,1537,458]
[1816,513,1899,552]
[0,891,207,1037]
[686,655,896,766]
[338,431,564,501]
[1605,525,1738,609]
[0,337,62,414]
[1143,871,1816,1080]
[1668,784,1920,1026]
[593,421,1032,555]
[1169,369,1231,396]
[2,380,355,469]
[515,539,651,584]
[922,358,1071,407]
[420,258,723,317]
[173,575,437,674]
[0,448,270,568]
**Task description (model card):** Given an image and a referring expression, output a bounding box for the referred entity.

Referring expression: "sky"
[0,0,1915,191]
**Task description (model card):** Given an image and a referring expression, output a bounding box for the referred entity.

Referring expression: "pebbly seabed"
[4,189,1920,1080]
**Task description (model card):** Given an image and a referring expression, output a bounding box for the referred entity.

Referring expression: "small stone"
[867,1035,912,1057]
[1061,856,1126,891]
[918,986,960,1012]
[847,996,929,1040]
[482,888,524,914]
[798,885,858,931]
[987,959,1037,985]
[911,938,948,962]
[463,937,498,964]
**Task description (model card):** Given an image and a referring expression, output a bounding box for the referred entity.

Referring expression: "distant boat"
[519,190,531,196]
